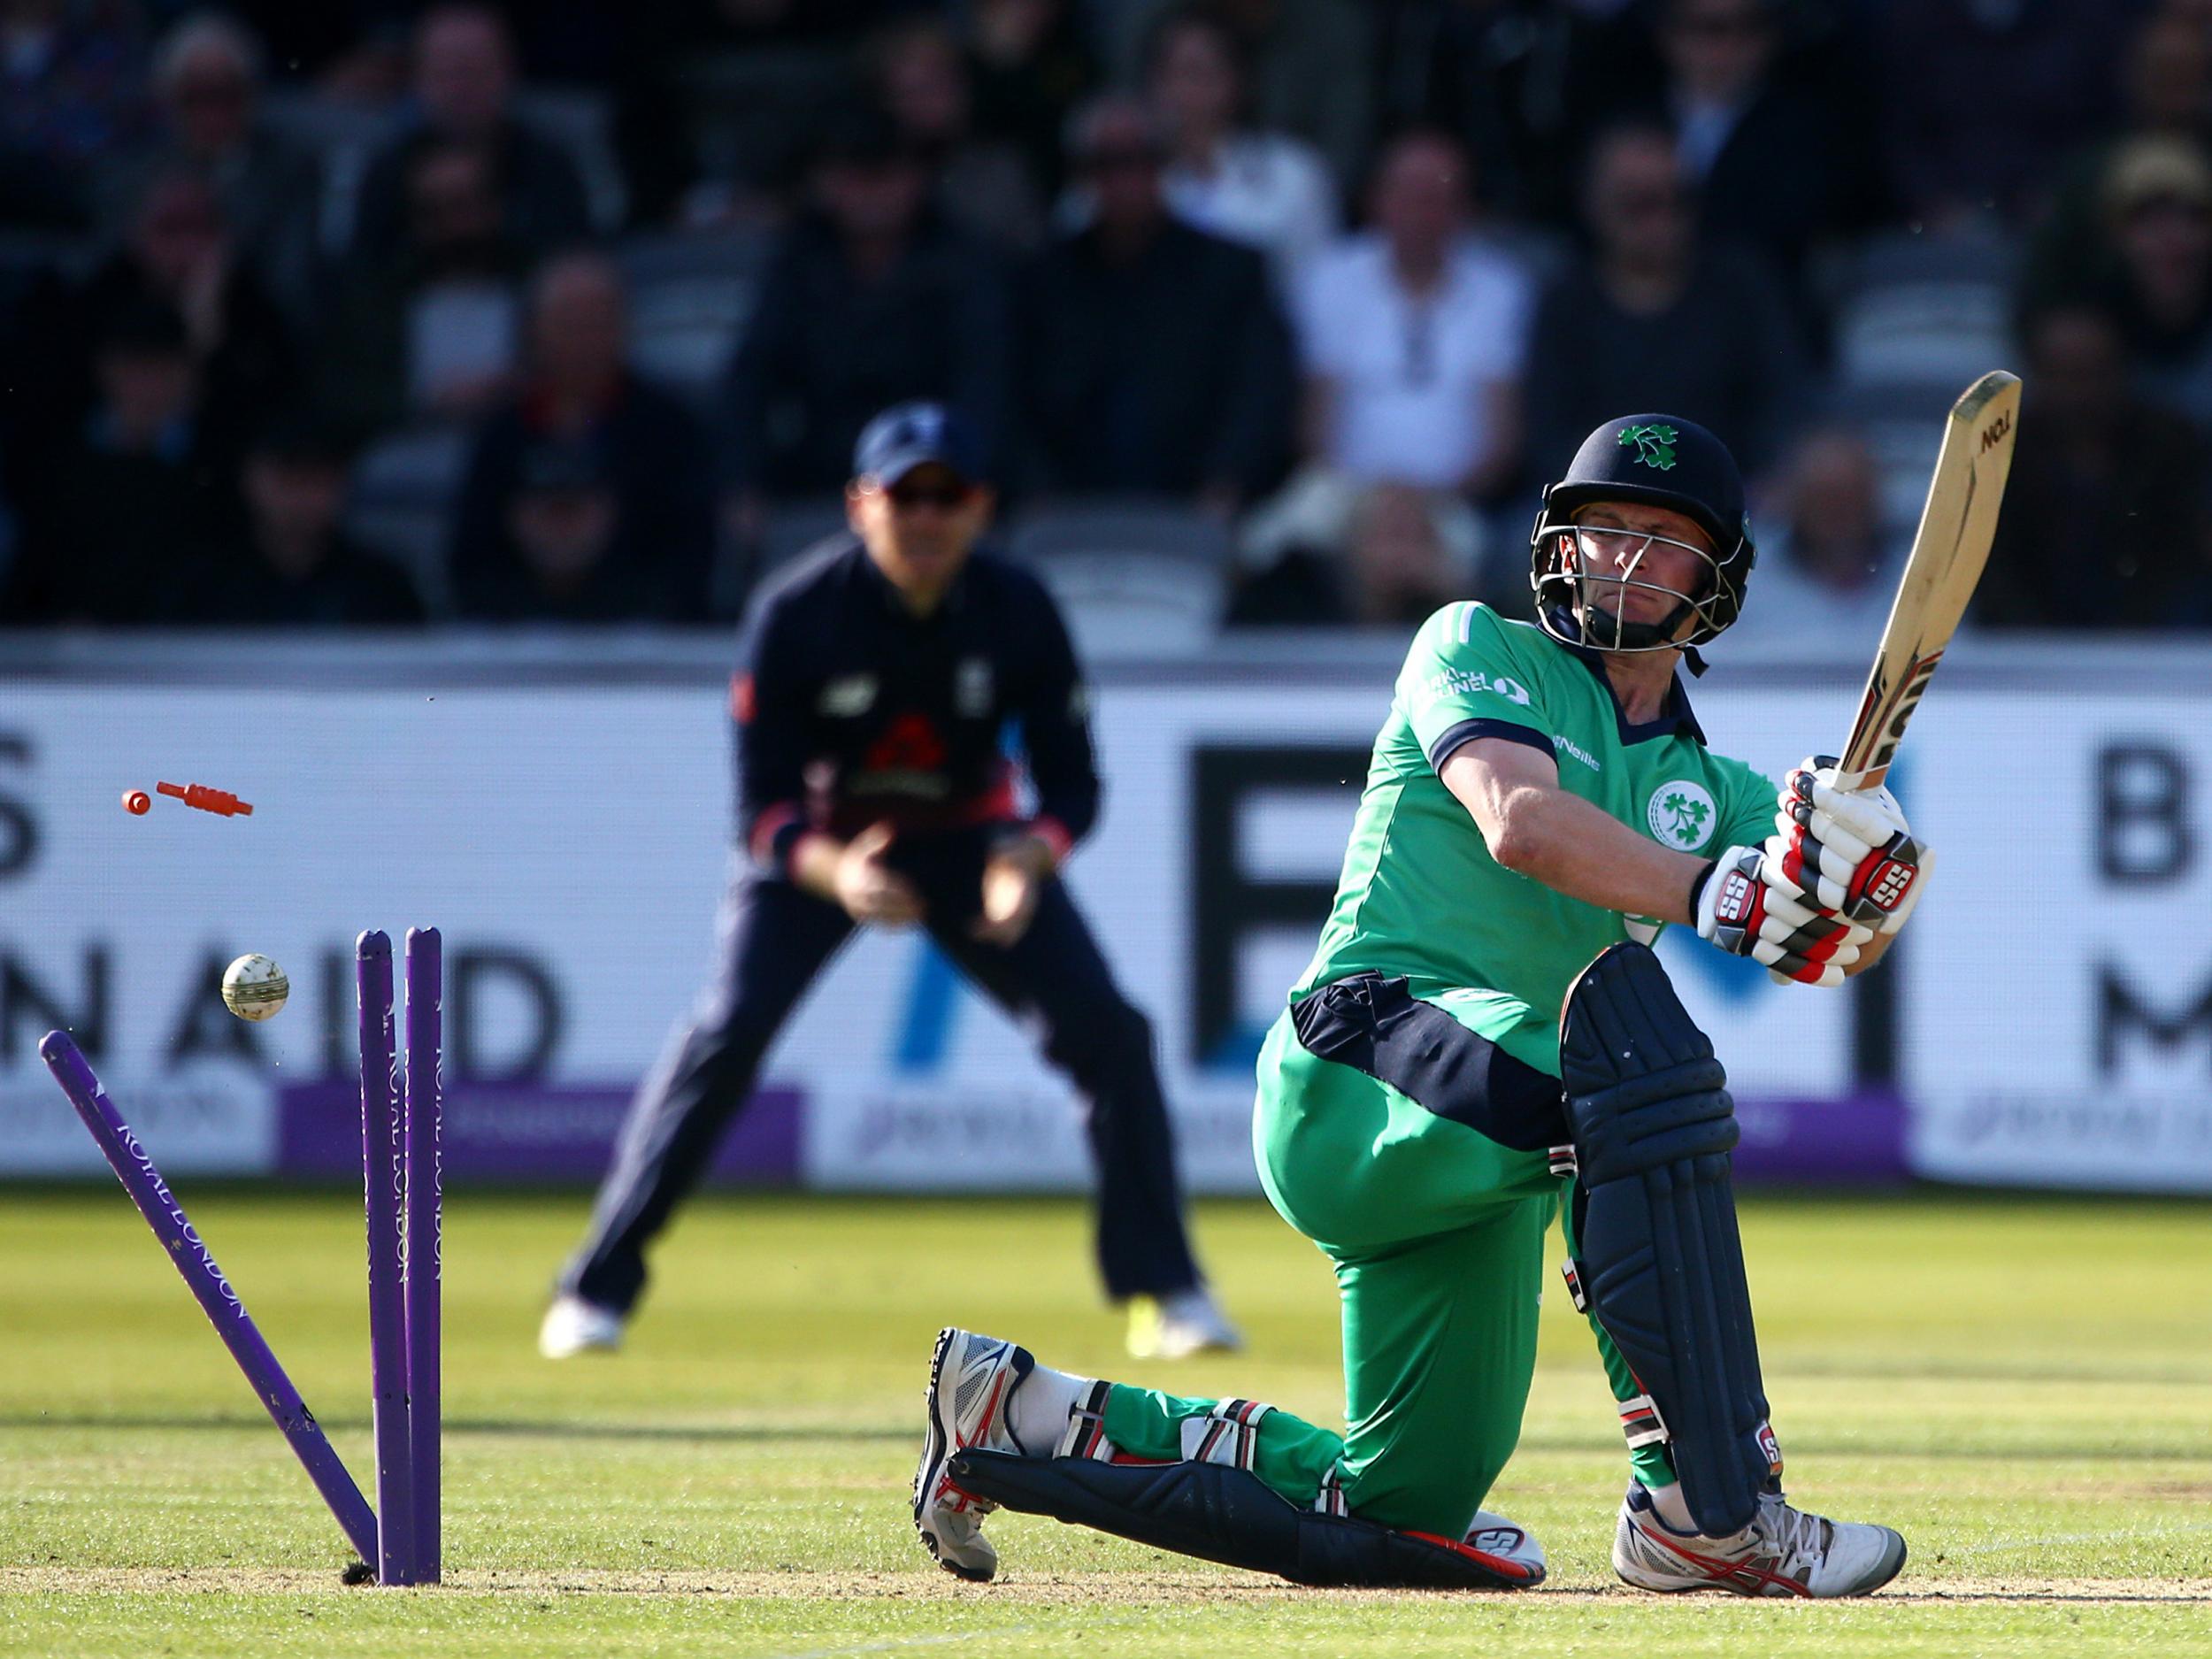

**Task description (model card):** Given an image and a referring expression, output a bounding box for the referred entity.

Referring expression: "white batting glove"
[1764,757,1933,935]
[1694,843,1874,988]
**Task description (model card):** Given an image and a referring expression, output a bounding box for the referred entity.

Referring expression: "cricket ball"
[123,790,150,815]
[220,954,289,1022]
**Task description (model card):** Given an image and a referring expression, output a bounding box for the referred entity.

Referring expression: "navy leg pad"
[945,1451,1538,1590]
[1562,942,1776,1539]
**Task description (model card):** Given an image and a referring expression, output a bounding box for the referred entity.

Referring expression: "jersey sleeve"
[1712,754,1783,852]
[1010,578,1101,856]
[1396,603,1555,773]
[732,590,812,872]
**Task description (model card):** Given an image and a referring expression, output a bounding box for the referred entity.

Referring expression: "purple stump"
[38,1030,381,1569]
[357,930,415,1586]
[403,926,442,1583]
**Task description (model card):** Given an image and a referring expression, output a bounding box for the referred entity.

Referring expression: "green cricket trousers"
[1093,979,1668,1537]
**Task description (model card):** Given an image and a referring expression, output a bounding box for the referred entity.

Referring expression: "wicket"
[35,924,444,1586]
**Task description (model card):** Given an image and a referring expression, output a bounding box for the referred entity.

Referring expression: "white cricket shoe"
[1464,1509,1548,1580]
[1125,1286,1243,1360]
[1613,1480,1907,1598]
[538,1293,626,1359]
[913,1327,1033,1582]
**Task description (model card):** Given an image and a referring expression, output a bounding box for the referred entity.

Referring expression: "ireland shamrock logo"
[1618,423,1680,471]
[1647,780,1717,849]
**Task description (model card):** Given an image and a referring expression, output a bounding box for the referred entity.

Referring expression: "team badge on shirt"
[1647,780,1717,850]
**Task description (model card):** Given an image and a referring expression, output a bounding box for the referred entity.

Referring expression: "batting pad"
[945,1451,1538,1590]
[1562,943,1777,1539]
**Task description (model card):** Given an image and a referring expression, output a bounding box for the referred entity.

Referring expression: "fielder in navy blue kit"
[543,403,1239,1362]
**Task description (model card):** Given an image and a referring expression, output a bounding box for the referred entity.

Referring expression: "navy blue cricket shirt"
[732,534,1101,874]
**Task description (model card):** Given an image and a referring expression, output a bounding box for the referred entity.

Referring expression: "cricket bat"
[1834,370,2021,793]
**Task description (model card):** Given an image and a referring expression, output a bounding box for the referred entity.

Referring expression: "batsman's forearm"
[1490,786,1710,925]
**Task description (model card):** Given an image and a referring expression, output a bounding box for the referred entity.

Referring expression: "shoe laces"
[1751,1490,1833,1571]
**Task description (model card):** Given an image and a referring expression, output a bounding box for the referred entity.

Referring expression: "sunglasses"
[885,478,977,511]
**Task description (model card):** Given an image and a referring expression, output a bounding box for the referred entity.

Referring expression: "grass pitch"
[1,1188,2208,1657]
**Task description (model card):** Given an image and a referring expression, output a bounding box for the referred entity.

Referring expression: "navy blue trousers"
[562,833,1204,1312]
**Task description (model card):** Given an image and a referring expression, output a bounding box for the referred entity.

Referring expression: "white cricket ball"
[221,954,289,1022]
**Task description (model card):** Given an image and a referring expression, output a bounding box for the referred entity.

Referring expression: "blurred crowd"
[0,0,2208,634]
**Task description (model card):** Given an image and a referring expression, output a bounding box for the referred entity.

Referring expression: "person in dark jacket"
[1015,95,1293,511]
[542,402,1240,1363]
[449,252,714,622]
[196,413,426,626]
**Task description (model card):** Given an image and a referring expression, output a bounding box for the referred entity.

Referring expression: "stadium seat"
[1007,499,1233,658]
[344,424,475,618]
[1833,227,2017,396]
[617,228,773,412]
[514,88,627,234]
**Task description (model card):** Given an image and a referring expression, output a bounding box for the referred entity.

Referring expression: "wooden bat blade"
[1835,370,2020,792]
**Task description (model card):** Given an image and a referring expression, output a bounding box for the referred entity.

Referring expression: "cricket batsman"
[542,402,1238,1363]
[910,413,1930,1596]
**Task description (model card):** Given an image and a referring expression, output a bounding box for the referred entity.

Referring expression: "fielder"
[911,413,1930,1596]
[543,403,1238,1363]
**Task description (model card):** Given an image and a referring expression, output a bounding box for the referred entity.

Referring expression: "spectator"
[315,137,534,439]
[1228,478,1488,626]
[873,17,1047,252]
[1723,428,1902,655]
[1114,0,1371,193]
[1291,129,1531,503]
[114,12,321,328]
[2098,139,2212,431]
[0,0,147,227]
[349,4,591,262]
[4,303,231,624]
[11,166,298,477]
[1874,0,2143,228]
[966,0,1100,197]
[195,413,426,626]
[1371,0,1656,227]
[1524,124,1806,483]
[2025,12,2212,312]
[1141,5,1336,288]
[1014,95,1293,509]
[451,252,714,622]
[1646,0,1848,313]
[726,108,1010,507]
[1981,303,2212,630]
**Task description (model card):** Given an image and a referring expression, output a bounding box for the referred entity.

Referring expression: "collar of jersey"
[1552,628,1708,747]
[849,535,972,620]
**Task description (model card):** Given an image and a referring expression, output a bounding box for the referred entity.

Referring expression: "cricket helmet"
[1529,413,1756,651]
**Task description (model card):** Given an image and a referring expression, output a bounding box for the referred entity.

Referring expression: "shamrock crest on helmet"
[1617,423,1680,471]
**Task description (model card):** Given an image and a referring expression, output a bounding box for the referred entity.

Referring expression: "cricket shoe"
[1125,1286,1243,1360]
[1613,1480,1907,1597]
[914,1327,1033,1582]
[538,1293,625,1359]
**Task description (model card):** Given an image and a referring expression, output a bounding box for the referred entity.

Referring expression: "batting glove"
[1694,842,1873,988]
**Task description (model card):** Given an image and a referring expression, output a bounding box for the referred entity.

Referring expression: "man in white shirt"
[1292,131,1532,501]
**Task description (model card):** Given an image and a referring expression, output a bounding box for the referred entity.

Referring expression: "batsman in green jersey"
[913,415,1936,1598]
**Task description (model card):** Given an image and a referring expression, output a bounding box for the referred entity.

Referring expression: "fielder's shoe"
[538,1293,625,1359]
[1125,1286,1243,1360]
[1465,1509,1548,1580]
[914,1327,1033,1582]
[1613,1480,1907,1598]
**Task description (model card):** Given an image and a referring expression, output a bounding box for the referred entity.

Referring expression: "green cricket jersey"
[1292,602,1778,1075]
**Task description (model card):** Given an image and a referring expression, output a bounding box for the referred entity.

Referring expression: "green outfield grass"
[2,1188,2208,1657]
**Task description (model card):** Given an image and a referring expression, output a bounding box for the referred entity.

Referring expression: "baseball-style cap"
[852,402,987,487]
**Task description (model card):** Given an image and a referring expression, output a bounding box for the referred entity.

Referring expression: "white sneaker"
[1614,1480,1907,1598]
[1125,1286,1243,1359]
[913,1327,1033,1582]
[538,1293,625,1359]
[1464,1509,1548,1580]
